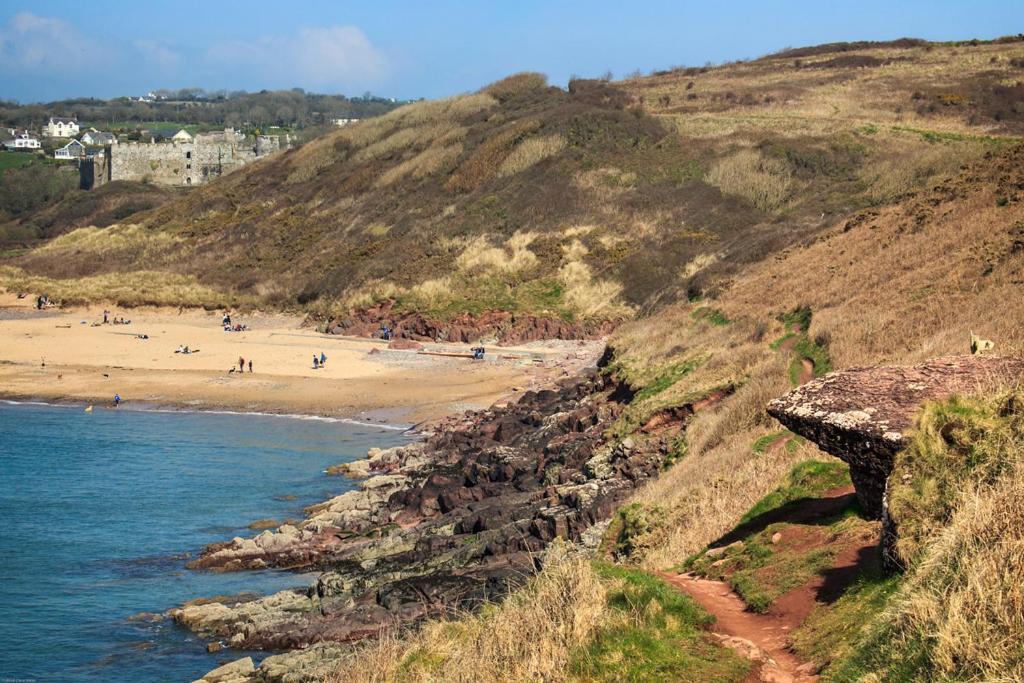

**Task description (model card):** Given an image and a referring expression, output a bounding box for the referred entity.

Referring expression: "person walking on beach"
[103,310,109,324]
[248,359,253,373]
[238,356,245,373]
[319,352,327,368]
[113,394,121,407]
[312,355,319,369]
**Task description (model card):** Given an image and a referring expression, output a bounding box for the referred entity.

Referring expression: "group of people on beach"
[100,310,131,325]
[236,356,253,373]
[35,294,52,310]
[312,352,327,369]
[221,313,248,332]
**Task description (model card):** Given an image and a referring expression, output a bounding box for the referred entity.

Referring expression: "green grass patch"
[572,563,750,682]
[777,305,812,331]
[889,125,1018,146]
[633,358,702,402]
[751,430,791,454]
[680,460,859,613]
[791,566,900,678]
[740,460,851,525]
[0,151,39,171]
[769,331,796,350]
[788,334,832,385]
[684,524,842,613]
[691,306,730,326]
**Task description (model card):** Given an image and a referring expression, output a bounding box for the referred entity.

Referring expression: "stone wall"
[107,130,283,187]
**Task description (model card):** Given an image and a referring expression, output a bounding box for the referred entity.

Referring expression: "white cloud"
[0,12,91,71]
[133,39,183,70]
[206,25,389,90]
[0,14,390,100]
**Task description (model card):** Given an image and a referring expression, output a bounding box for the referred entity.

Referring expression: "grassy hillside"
[329,73,1024,680]
[6,38,1024,324]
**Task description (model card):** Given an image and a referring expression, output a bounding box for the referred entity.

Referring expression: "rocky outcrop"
[767,355,1024,567]
[322,299,621,345]
[178,368,706,669]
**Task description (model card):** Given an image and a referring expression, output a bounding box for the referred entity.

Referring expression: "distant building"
[43,117,79,138]
[2,130,41,150]
[332,118,360,127]
[87,128,286,189]
[81,129,118,146]
[171,129,193,143]
[54,139,86,159]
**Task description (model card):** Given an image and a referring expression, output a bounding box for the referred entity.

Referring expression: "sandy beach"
[0,294,602,424]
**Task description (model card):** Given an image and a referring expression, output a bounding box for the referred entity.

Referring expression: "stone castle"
[83,129,286,189]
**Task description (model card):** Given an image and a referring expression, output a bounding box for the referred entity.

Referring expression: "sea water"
[0,402,411,682]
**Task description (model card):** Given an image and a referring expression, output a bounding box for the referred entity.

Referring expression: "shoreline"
[0,394,418,432]
[0,294,605,426]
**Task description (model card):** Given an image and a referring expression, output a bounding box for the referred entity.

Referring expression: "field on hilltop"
[5,37,1024,326]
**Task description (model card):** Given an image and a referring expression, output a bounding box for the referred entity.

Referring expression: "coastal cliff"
[176,364,718,679]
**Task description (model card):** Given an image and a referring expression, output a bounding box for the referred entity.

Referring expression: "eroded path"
[659,572,819,683]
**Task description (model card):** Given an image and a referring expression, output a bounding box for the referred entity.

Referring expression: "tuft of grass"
[497,134,567,177]
[706,149,794,213]
[331,556,607,683]
[888,391,1024,567]
[572,563,750,682]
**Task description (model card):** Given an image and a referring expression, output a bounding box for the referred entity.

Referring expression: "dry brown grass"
[447,118,542,191]
[485,72,549,101]
[0,265,241,308]
[890,466,1024,679]
[331,554,605,683]
[706,149,794,212]
[456,232,539,274]
[374,142,464,188]
[720,172,1024,367]
[497,134,567,177]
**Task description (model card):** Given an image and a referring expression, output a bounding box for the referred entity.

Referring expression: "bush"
[484,72,549,102]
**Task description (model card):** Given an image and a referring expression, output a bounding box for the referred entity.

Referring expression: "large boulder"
[768,355,1023,521]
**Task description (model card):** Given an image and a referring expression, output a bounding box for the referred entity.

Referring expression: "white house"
[171,129,193,143]
[2,130,41,150]
[43,117,79,138]
[54,139,86,159]
[332,117,360,127]
[81,129,117,146]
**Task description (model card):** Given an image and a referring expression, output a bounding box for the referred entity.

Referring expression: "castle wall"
[107,131,282,187]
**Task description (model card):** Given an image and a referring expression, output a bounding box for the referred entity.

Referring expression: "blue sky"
[2,1,1022,103]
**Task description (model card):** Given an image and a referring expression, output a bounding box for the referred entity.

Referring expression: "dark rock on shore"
[176,367,709,667]
[768,355,1024,567]
[323,299,620,345]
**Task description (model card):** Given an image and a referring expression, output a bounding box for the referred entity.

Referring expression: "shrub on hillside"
[485,72,549,102]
